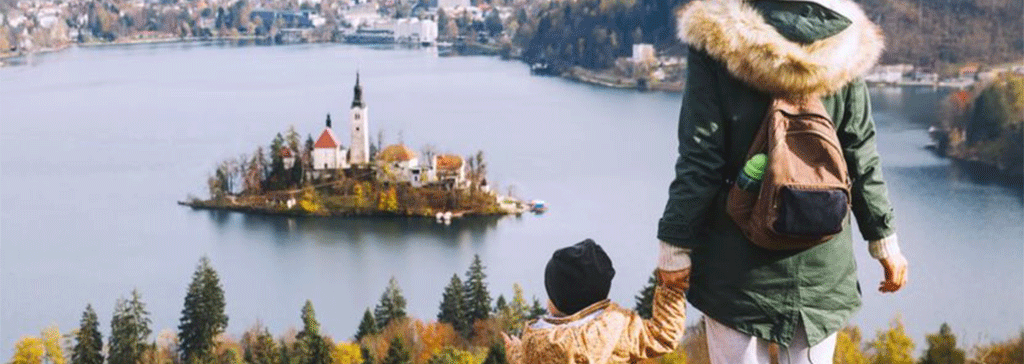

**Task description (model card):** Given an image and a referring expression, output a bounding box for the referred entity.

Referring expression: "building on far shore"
[631,43,656,65]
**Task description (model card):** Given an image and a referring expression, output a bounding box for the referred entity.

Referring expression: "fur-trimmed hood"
[677,0,884,96]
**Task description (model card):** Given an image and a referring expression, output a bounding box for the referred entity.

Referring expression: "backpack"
[726,97,851,250]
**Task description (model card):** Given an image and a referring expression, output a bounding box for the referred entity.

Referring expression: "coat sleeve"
[658,48,729,250]
[623,285,688,361]
[837,79,897,242]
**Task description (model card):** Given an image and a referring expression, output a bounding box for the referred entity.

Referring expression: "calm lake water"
[1,43,1021,355]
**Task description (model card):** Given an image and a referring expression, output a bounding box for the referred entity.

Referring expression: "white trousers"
[705,317,837,364]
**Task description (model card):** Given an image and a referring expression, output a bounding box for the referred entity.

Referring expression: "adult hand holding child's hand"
[657,268,691,292]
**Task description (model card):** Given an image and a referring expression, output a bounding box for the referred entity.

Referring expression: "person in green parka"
[654,0,910,363]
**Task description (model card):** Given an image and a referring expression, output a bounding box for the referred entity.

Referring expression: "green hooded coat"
[658,0,897,346]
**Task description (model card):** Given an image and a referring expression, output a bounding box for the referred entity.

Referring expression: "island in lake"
[181,73,541,219]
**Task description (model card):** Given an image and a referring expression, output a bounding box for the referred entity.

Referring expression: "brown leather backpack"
[726,97,851,250]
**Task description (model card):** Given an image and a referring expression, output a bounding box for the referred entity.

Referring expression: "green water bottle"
[736,154,767,192]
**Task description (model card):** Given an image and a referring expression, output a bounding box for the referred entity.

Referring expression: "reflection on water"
[207,210,505,247]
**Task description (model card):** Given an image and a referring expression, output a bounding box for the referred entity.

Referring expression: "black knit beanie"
[544,239,615,315]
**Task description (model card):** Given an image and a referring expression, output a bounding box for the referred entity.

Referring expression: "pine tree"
[528,298,546,320]
[297,300,331,364]
[481,342,508,364]
[919,323,965,364]
[278,339,292,364]
[355,309,378,341]
[109,289,152,364]
[494,295,508,314]
[463,255,492,327]
[71,305,103,364]
[634,271,657,319]
[374,278,408,330]
[437,274,468,336]
[178,256,229,364]
[380,338,410,364]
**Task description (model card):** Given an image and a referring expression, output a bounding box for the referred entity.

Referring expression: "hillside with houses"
[182,74,532,219]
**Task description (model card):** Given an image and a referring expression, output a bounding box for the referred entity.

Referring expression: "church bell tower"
[349,73,370,165]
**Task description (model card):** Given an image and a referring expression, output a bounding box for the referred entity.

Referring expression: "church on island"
[310,74,469,189]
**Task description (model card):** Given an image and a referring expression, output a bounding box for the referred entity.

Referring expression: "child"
[504,239,689,364]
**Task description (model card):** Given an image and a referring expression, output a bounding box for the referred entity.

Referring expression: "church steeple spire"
[352,72,364,108]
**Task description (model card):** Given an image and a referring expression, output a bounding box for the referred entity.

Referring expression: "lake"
[1,42,1021,356]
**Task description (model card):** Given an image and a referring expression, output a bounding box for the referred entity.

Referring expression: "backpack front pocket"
[773,186,847,237]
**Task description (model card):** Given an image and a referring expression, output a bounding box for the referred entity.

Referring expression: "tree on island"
[297,300,331,364]
[919,323,966,364]
[109,289,152,364]
[463,255,492,332]
[178,256,229,364]
[634,271,657,320]
[437,274,468,337]
[355,309,378,341]
[374,277,407,330]
[71,304,104,364]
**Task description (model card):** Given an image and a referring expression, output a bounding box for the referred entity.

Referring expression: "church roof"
[314,128,340,149]
[378,144,417,162]
[435,154,463,171]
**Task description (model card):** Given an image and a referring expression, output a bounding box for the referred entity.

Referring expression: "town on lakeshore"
[3,0,1022,93]
[181,73,545,220]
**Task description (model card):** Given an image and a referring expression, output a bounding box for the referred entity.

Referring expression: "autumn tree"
[834,326,868,364]
[426,347,474,364]
[241,323,278,364]
[494,284,530,335]
[374,277,408,330]
[971,331,1023,364]
[10,336,45,364]
[463,255,492,330]
[438,274,469,336]
[919,323,965,364]
[41,325,65,364]
[868,316,915,364]
[297,300,331,364]
[355,309,378,341]
[330,342,363,364]
[634,271,657,319]
[178,256,229,364]
[109,289,152,364]
[71,304,104,364]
